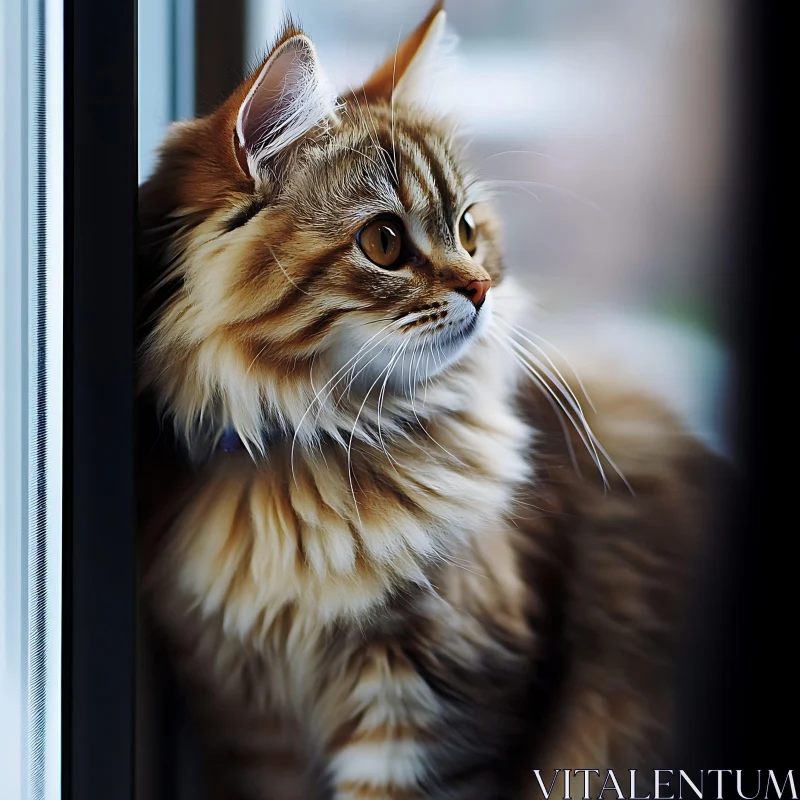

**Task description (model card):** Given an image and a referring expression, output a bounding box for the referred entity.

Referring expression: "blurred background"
[139,0,735,456]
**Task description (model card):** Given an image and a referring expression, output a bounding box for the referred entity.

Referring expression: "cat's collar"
[216,424,285,453]
[218,428,243,452]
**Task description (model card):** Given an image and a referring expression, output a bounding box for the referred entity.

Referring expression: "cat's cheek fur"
[324,290,495,389]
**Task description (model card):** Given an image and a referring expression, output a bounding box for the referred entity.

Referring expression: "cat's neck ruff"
[207,330,516,463]
[159,358,533,632]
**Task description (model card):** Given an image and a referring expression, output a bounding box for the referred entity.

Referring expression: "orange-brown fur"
[137,6,725,799]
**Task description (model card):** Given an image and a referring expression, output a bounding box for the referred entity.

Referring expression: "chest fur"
[170,431,521,611]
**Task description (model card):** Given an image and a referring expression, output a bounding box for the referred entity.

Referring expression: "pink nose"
[458,279,491,310]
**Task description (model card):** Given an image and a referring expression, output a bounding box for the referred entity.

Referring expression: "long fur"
[136,7,726,799]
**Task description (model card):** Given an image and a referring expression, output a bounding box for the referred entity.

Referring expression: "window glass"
[1,0,63,798]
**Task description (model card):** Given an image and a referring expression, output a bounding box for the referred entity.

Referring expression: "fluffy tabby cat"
[136,4,724,798]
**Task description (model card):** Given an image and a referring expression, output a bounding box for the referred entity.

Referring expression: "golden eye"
[459,210,479,255]
[358,217,403,268]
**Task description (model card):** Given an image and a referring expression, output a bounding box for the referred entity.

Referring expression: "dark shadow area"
[675,0,793,776]
[63,0,137,798]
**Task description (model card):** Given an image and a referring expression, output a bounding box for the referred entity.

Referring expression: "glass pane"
[1,0,63,797]
[138,0,195,183]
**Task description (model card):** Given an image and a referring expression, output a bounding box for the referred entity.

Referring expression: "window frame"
[63,0,137,797]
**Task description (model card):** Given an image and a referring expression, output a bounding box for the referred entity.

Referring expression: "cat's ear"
[234,27,338,176]
[354,1,452,106]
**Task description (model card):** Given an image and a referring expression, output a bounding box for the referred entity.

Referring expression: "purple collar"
[216,423,287,454]
[218,428,243,452]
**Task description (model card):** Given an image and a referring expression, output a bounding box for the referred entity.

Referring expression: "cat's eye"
[358,217,403,268]
[459,210,479,256]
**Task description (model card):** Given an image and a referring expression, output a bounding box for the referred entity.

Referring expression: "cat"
[136,3,726,798]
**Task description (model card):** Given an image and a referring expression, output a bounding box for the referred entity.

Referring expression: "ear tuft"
[354,3,461,111]
[393,9,459,107]
[235,32,338,176]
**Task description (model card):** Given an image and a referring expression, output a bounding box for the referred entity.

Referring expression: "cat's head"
[139,2,521,454]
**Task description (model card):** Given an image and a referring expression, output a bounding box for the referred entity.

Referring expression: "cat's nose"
[457,279,491,310]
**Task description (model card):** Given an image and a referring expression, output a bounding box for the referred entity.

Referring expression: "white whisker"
[290,319,401,483]
[484,179,601,211]
[405,339,469,468]
[362,87,398,181]
[346,341,408,525]
[502,332,607,485]
[245,339,272,374]
[438,554,488,580]
[376,339,411,471]
[489,330,583,477]
[505,326,631,490]
[505,320,596,412]
[390,26,402,176]
[422,350,431,408]
[498,327,632,492]
[341,145,381,169]
[491,330,604,481]
[268,246,309,294]
[346,83,384,166]
[482,149,559,164]
[494,316,589,422]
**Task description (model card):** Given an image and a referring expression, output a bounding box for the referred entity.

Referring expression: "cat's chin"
[327,291,494,391]
[425,289,494,377]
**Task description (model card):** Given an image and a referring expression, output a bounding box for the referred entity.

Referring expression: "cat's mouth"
[435,311,478,348]
[406,290,492,378]
[401,290,492,346]
[438,290,492,348]
[455,304,484,337]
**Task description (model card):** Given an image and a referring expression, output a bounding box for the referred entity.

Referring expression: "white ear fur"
[236,35,338,175]
[393,10,460,109]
